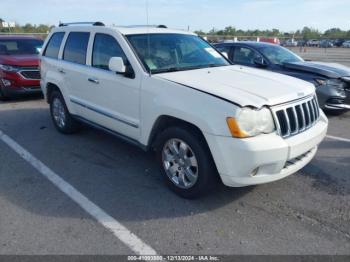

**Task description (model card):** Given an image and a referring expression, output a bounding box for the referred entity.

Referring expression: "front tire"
[50,90,80,134]
[156,127,218,199]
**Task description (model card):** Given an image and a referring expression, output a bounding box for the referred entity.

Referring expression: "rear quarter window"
[63,32,90,65]
[43,32,65,58]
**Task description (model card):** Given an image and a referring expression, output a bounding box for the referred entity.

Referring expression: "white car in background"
[307,39,320,47]
[284,39,298,47]
[342,41,350,48]
[40,22,328,198]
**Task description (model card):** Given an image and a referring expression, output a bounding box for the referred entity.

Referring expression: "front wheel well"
[46,83,61,103]
[149,116,208,150]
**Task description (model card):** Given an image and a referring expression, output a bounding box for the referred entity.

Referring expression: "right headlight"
[0,64,19,72]
[314,78,345,88]
[226,106,276,138]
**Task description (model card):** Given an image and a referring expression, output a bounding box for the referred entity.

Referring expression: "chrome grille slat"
[283,110,291,137]
[312,99,319,119]
[308,101,315,123]
[304,102,311,127]
[299,105,306,131]
[291,107,299,135]
[272,96,320,138]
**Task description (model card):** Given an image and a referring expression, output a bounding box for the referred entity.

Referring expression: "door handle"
[88,77,99,84]
[58,68,65,74]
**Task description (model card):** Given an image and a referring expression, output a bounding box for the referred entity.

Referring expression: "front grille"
[20,70,41,80]
[272,96,320,138]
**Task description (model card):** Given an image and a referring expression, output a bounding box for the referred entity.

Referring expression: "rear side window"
[63,32,90,65]
[92,33,127,70]
[44,32,65,58]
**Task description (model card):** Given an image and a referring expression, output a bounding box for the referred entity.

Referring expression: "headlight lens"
[227,107,275,138]
[0,64,19,72]
[315,78,345,88]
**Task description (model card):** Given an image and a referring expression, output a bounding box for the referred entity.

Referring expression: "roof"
[113,26,196,36]
[51,24,196,36]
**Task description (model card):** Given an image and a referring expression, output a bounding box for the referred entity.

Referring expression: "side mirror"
[109,57,126,73]
[254,56,267,67]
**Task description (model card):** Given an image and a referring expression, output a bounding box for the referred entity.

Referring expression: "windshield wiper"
[152,67,183,74]
[152,64,227,74]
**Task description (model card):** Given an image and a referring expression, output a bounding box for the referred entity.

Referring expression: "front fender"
[139,76,239,146]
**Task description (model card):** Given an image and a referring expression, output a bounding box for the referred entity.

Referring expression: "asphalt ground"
[0,52,350,257]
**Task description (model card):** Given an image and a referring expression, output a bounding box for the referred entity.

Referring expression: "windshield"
[126,34,229,74]
[258,45,303,65]
[0,39,43,55]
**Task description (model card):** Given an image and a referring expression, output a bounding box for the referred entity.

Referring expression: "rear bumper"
[205,111,328,187]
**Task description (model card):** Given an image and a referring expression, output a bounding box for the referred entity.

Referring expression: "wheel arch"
[46,82,61,103]
[148,115,210,152]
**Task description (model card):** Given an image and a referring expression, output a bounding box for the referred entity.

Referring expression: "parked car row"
[280,39,350,48]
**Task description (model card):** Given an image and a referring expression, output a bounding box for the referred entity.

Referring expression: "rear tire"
[49,90,80,134]
[155,126,218,199]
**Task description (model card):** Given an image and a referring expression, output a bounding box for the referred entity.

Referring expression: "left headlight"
[0,64,19,72]
[226,106,276,138]
[315,78,345,88]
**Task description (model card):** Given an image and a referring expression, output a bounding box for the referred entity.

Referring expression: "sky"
[1,0,350,32]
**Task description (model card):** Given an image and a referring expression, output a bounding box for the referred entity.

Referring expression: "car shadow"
[0,107,255,222]
[0,94,43,105]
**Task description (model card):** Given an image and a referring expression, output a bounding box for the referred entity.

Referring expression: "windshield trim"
[125,33,231,75]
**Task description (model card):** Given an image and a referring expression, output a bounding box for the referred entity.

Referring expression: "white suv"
[40,22,328,198]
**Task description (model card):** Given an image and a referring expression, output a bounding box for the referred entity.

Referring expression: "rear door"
[71,32,141,140]
[60,31,91,116]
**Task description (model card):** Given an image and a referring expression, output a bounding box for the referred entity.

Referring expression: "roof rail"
[59,22,105,27]
[117,25,167,29]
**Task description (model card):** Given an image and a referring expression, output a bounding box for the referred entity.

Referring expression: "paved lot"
[289,47,350,67]
[0,97,349,256]
[1,48,350,257]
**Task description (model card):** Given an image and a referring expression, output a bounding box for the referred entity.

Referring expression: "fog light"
[250,168,259,177]
[1,78,11,87]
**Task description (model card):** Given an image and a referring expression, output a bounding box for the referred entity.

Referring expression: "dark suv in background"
[0,36,43,100]
[214,41,350,111]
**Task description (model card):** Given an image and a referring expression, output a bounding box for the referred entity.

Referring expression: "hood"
[0,54,39,67]
[156,65,315,108]
[283,61,350,79]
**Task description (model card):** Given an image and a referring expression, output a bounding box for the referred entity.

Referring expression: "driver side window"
[233,47,259,65]
[92,33,127,70]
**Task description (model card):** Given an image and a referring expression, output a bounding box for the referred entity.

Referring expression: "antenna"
[146,0,151,75]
